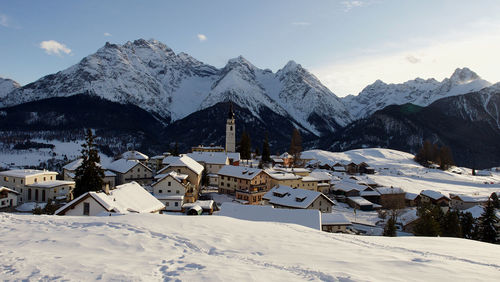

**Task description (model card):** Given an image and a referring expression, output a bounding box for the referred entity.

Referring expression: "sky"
[1,0,500,96]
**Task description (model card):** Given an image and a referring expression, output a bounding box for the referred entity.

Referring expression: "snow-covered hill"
[344,68,491,119]
[1,39,350,135]
[303,148,500,197]
[0,77,20,100]
[1,213,499,281]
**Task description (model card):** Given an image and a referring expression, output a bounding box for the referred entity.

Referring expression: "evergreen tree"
[438,146,455,170]
[491,192,500,209]
[460,211,476,239]
[201,168,209,187]
[239,131,251,160]
[414,203,442,236]
[171,142,179,156]
[74,129,105,198]
[477,199,499,243]
[289,128,302,167]
[261,133,271,164]
[440,210,462,237]
[383,216,397,237]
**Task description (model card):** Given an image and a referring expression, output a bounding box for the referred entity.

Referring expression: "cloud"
[104,32,112,37]
[312,28,500,96]
[39,40,72,56]
[0,14,8,27]
[406,55,421,64]
[341,1,364,12]
[197,34,207,42]
[291,22,311,26]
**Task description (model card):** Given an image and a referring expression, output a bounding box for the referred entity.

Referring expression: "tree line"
[414,140,454,170]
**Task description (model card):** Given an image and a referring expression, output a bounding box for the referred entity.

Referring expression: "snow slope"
[303,148,500,197]
[345,68,492,119]
[0,77,20,101]
[1,213,499,281]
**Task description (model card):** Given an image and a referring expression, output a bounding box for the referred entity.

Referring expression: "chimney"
[104,183,110,195]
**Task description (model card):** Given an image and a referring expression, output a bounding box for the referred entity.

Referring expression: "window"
[176,190,180,194]
[43,177,46,181]
[42,190,46,202]
[13,179,15,183]
[144,173,147,178]
[137,168,140,172]
[35,190,39,201]
[227,183,230,187]
[167,190,171,193]
[83,203,90,215]
[159,190,163,194]
[168,182,171,186]
[177,169,181,173]
[28,189,32,201]
[3,177,7,182]
[54,189,57,193]
[34,178,38,183]
[230,126,233,131]
[166,202,169,206]
[21,180,23,184]
[50,176,53,180]
[174,202,179,207]
[220,182,224,186]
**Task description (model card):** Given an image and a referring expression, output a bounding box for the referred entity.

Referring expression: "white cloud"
[39,40,72,56]
[104,32,112,37]
[341,1,364,12]
[0,14,8,27]
[291,22,311,26]
[312,28,500,96]
[197,34,207,42]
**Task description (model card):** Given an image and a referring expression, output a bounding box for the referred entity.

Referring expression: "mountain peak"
[450,67,480,83]
[225,56,256,71]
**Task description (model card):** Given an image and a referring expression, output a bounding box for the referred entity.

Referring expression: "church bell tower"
[225,103,236,153]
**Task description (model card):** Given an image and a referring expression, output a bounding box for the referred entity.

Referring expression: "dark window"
[159,190,163,194]
[34,178,38,183]
[42,190,46,202]
[35,190,39,201]
[28,189,32,201]
[43,177,46,181]
[174,202,179,207]
[83,203,90,215]
[168,182,171,186]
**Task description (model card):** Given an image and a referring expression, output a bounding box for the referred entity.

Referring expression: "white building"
[151,171,190,211]
[263,185,334,213]
[55,182,164,216]
[0,169,60,204]
[0,187,20,208]
[107,158,153,185]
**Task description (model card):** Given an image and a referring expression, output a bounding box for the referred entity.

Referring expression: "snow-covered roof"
[272,158,284,163]
[0,186,20,195]
[218,165,263,180]
[420,190,449,201]
[263,185,333,209]
[475,170,492,176]
[309,171,332,181]
[104,170,116,177]
[333,180,366,192]
[226,152,241,162]
[155,195,184,201]
[279,152,292,159]
[359,190,380,197]
[405,192,419,200]
[398,209,418,226]
[183,200,214,210]
[121,150,149,161]
[186,152,229,165]
[107,159,149,174]
[62,158,83,171]
[55,182,164,215]
[347,196,373,206]
[321,213,351,225]
[161,155,204,175]
[27,180,75,188]
[302,176,320,182]
[265,170,302,180]
[274,167,310,174]
[376,187,405,195]
[218,202,321,230]
[449,194,489,203]
[152,171,189,187]
[0,169,57,178]
[150,155,165,160]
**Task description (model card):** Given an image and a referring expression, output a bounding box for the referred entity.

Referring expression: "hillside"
[1,213,499,281]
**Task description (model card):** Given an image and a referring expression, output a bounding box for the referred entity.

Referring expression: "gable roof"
[449,194,489,203]
[186,152,229,165]
[55,182,164,215]
[0,186,20,195]
[106,159,150,174]
[376,187,405,195]
[263,185,334,209]
[161,155,204,175]
[152,171,189,187]
[217,165,263,180]
[27,180,75,189]
[121,150,149,161]
[321,213,351,225]
[420,190,450,201]
[0,169,57,178]
[62,158,83,171]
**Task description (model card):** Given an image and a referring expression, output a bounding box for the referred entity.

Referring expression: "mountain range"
[0,39,498,168]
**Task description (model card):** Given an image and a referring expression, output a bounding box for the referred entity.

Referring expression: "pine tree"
[460,211,476,239]
[383,216,397,237]
[261,133,271,164]
[289,128,302,167]
[414,203,441,236]
[477,199,499,243]
[74,129,105,198]
[171,142,179,156]
[491,192,500,209]
[239,131,251,160]
[440,210,462,237]
[439,146,454,170]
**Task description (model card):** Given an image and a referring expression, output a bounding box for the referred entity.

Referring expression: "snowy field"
[0,139,113,168]
[1,213,499,281]
[304,148,500,197]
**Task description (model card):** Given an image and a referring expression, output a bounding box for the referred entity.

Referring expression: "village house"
[182,200,215,215]
[347,196,380,211]
[376,187,406,209]
[186,151,230,186]
[217,166,270,204]
[321,213,352,233]
[266,169,303,189]
[332,179,367,199]
[121,150,149,164]
[147,153,171,172]
[191,145,225,153]
[107,158,153,186]
[263,185,334,213]
[420,190,450,212]
[359,186,380,204]
[0,187,20,209]
[25,180,75,203]
[55,182,164,216]
[62,158,116,189]
[449,194,489,210]
[405,192,420,207]
[160,155,204,186]
[0,169,63,204]
[151,171,191,211]
[309,171,332,194]
[358,162,375,174]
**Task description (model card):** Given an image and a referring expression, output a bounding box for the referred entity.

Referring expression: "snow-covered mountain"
[0,77,20,99]
[1,39,350,135]
[344,68,491,119]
